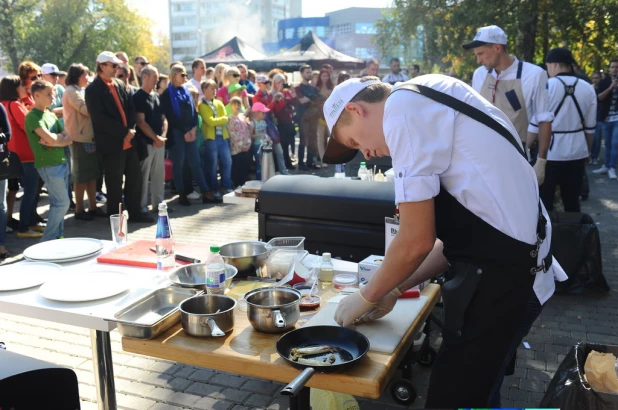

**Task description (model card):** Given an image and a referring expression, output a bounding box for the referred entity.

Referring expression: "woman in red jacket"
[270,73,296,169]
[0,76,43,239]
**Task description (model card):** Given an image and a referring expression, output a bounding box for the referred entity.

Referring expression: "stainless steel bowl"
[180,294,236,337]
[169,263,238,291]
[244,287,301,333]
[220,241,269,277]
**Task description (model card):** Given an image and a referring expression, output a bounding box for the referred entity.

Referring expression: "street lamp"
[197,28,202,56]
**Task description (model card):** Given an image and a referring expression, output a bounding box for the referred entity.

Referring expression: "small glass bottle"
[155,203,175,272]
[318,252,334,283]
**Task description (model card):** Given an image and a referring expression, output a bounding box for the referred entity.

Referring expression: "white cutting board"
[303,294,428,354]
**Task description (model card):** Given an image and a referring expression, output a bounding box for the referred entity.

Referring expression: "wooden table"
[123,283,440,400]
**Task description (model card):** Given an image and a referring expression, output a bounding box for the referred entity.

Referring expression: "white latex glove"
[534,157,547,186]
[357,287,402,324]
[334,289,376,328]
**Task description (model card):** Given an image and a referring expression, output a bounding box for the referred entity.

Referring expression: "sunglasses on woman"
[116,74,125,79]
[30,74,42,81]
[232,74,240,78]
[180,73,187,78]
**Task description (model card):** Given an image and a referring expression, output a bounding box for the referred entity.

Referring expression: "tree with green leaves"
[0,0,38,71]
[0,0,169,74]
[374,0,618,79]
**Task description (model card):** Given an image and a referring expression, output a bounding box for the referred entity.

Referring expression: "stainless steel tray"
[110,287,203,339]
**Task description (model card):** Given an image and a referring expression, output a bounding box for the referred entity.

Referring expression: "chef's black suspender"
[392,83,552,274]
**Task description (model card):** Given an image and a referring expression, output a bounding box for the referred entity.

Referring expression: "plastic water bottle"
[358,162,369,180]
[319,252,334,283]
[206,246,226,294]
[334,164,346,179]
[155,203,175,271]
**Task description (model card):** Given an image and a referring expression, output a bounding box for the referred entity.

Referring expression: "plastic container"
[333,274,358,290]
[265,249,308,281]
[266,237,305,251]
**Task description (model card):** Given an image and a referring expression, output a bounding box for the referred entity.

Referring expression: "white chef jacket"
[528,74,597,161]
[385,74,567,304]
[382,72,410,84]
[472,57,554,126]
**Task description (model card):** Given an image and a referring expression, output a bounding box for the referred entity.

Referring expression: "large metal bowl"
[169,263,238,291]
[219,241,269,277]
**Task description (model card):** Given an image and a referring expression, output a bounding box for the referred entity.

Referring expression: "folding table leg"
[90,329,117,410]
[288,386,311,410]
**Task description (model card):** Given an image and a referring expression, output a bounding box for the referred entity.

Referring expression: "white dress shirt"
[183,77,204,98]
[385,74,567,304]
[382,72,410,84]
[472,57,554,125]
[529,74,597,161]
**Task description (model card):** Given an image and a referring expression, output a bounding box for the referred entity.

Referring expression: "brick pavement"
[0,164,616,410]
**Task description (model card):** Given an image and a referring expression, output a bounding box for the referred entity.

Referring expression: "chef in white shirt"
[322,75,567,408]
[464,25,554,183]
[529,48,597,212]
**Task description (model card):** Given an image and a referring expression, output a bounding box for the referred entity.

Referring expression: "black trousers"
[539,158,586,212]
[231,151,251,188]
[277,123,295,166]
[425,261,535,408]
[98,147,142,219]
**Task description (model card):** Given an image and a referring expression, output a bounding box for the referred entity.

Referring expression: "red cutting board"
[97,240,209,269]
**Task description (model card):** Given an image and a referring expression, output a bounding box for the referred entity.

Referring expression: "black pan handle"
[281,367,316,396]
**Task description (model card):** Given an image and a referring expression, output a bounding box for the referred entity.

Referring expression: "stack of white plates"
[24,238,104,263]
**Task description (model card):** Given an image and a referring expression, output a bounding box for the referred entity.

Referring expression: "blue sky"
[128,0,391,36]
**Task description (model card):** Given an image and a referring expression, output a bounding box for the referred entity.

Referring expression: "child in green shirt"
[25,80,72,241]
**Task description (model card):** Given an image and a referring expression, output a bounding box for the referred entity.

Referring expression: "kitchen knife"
[149,247,201,264]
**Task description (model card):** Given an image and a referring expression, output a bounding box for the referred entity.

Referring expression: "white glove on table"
[356,288,402,324]
[534,158,547,186]
[334,289,376,328]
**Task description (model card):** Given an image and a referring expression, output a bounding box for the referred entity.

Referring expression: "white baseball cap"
[41,63,60,75]
[96,51,123,65]
[462,25,508,50]
[322,77,381,164]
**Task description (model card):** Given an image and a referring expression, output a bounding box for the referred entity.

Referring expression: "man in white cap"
[41,63,64,118]
[85,51,153,223]
[322,75,566,407]
[463,25,553,184]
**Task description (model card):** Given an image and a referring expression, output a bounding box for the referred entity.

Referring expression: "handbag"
[0,133,23,181]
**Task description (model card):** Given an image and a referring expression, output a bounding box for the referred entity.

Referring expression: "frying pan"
[276,325,370,397]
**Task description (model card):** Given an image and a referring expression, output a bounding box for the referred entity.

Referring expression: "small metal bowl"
[169,263,238,291]
[220,241,269,277]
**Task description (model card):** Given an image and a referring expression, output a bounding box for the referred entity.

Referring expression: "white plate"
[0,262,63,291]
[24,238,104,262]
[24,248,102,264]
[39,270,130,302]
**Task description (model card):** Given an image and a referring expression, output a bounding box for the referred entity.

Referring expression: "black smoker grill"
[256,175,395,262]
[0,348,81,409]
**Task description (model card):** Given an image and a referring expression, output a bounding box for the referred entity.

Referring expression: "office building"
[169,0,301,63]
[263,8,395,63]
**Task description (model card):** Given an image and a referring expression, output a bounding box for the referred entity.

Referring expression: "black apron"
[392,83,552,407]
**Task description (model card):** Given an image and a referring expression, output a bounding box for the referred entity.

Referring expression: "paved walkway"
[0,165,616,410]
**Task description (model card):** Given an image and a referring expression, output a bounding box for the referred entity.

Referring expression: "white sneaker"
[187,191,200,200]
[593,165,609,174]
[609,168,617,179]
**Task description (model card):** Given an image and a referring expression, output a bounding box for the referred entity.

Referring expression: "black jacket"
[85,76,136,154]
[596,77,616,122]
